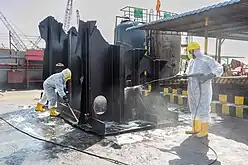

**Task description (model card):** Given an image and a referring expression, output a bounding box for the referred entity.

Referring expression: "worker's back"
[44,72,65,89]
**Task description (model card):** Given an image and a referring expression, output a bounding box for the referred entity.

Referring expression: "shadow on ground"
[166,137,221,165]
[0,108,102,165]
[210,115,248,146]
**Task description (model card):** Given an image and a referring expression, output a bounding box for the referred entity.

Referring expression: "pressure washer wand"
[141,73,204,86]
[66,102,79,125]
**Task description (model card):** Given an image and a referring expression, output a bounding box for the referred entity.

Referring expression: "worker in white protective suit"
[185,42,223,138]
[35,68,71,117]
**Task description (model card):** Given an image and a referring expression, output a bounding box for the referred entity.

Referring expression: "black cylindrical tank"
[114,20,146,49]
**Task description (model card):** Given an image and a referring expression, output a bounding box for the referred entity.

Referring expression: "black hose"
[141,75,179,86]
[141,75,218,164]
[192,79,218,165]
[0,74,217,165]
[0,116,129,165]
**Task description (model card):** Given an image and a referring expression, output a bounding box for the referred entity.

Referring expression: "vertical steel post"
[48,25,52,76]
[26,60,29,89]
[204,17,209,55]
[9,31,11,55]
[68,30,72,101]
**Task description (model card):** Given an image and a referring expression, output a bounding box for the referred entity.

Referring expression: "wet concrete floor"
[0,90,248,165]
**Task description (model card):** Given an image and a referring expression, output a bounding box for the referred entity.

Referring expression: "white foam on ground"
[9,115,25,123]
[120,122,139,128]
[45,121,56,126]
[148,129,168,137]
[116,133,144,145]
[22,124,42,138]
[37,111,50,118]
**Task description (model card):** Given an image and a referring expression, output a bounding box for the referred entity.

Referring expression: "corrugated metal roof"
[127,0,241,31]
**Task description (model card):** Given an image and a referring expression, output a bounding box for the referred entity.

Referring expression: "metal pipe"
[204,17,209,54]
[0,69,24,70]
[0,63,19,66]
[9,31,11,55]
[0,56,25,59]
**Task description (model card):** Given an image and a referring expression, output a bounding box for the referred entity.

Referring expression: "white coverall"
[186,52,223,123]
[39,72,67,109]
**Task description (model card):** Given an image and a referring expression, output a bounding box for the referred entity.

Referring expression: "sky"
[0,0,247,63]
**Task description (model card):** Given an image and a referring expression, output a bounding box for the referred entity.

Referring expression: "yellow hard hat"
[187,42,200,51]
[62,68,71,81]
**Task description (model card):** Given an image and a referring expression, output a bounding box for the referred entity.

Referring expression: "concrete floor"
[0,90,248,165]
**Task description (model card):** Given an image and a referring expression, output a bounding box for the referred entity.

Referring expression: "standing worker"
[35,68,71,117]
[185,42,223,138]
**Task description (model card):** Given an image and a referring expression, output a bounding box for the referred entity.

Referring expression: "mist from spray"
[124,85,178,126]
[90,84,178,128]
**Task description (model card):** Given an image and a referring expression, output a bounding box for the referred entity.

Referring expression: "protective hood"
[62,68,71,81]
[194,50,203,59]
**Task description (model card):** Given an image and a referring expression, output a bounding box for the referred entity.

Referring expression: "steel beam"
[204,17,209,55]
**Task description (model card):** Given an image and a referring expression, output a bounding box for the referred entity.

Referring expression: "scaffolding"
[126,0,248,66]
[119,6,178,23]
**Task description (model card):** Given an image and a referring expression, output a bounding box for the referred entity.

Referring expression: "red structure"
[8,70,24,84]
[0,49,44,89]
[25,49,44,88]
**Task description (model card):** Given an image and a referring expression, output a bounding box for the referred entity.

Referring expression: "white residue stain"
[22,124,42,138]
[116,133,144,145]
[9,115,25,123]
[37,111,50,118]
[148,129,167,137]
[18,105,32,109]
[120,122,139,128]
[45,121,56,126]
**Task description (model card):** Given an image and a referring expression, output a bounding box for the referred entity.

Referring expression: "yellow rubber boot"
[35,103,46,112]
[196,123,209,138]
[50,107,60,117]
[185,120,201,134]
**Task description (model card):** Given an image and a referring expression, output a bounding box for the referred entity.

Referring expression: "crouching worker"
[35,68,71,117]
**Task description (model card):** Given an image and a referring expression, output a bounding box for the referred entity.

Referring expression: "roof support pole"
[217,37,223,63]
[215,37,218,60]
[217,38,225,63]
[215,35,225,63]
[204,17,209,55]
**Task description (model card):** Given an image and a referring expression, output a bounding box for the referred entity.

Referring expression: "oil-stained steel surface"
[39,16,177,136]
[39,16,67,80]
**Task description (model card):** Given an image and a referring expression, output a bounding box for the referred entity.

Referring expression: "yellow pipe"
[204,17,209,55]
